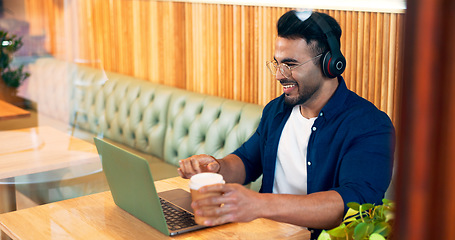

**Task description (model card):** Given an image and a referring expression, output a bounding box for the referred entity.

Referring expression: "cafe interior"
[0,0,454,239]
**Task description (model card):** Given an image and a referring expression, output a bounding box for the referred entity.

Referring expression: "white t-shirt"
[273,105,317,195]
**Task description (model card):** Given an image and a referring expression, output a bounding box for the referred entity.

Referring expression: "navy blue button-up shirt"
[233,76,395,212]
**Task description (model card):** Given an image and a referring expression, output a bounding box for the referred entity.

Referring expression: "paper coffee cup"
[189,173,225,225]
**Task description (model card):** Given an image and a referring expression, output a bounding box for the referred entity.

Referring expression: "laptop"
[94,137,207,236]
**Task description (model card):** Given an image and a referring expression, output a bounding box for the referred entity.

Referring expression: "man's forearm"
[258,190,345,229]
[215,155,344,229]
[218,154,246,184]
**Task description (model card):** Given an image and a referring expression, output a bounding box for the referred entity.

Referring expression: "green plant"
[318,199,395,240]
[0,30,29,88]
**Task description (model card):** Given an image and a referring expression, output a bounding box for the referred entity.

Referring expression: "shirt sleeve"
[232,130,263,185]
[332,110,396,213]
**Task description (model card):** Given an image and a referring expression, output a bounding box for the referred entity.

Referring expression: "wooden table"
[0,177,310,240]
[0,100,30,121]
[0,126,101,214]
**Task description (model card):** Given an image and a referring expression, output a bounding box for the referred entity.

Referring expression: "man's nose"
[275,68,287,81]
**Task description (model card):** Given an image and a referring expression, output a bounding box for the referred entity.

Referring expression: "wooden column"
[395,0,455,239]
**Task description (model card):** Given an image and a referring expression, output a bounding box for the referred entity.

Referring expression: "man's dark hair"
[277,10,342,58]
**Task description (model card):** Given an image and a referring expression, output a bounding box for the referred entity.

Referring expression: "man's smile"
[282,83,297,94]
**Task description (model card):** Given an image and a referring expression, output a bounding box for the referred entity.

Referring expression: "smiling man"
[178,10,395,239]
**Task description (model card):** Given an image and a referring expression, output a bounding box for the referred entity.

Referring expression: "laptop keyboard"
[160,197,198,231]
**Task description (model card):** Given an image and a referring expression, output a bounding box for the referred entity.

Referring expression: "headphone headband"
[309,12,346,78]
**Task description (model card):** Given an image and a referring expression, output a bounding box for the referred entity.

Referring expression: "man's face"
[273,37,324,106]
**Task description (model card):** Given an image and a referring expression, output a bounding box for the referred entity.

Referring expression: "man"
[178,10,395,239]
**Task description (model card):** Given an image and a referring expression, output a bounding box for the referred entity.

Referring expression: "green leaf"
[369,233,386,240]
[346,219,360,231]
[343,208,360,224]
[327,223,347,237]
[344,216,358,224]
[347,202,361,211]
[317,230,332,240]
[361,203,375,212]
[372,222,391,236]
[354,222,374,240]
[2,66,29,88]
[344,208,359,219]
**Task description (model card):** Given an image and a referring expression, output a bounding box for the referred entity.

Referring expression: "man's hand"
[178,154,221,179]
[191,183,263,226]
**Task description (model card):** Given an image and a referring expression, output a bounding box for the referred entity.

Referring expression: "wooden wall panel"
[23,0,404,124]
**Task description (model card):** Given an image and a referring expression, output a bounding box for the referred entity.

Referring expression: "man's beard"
[284,85,319,106]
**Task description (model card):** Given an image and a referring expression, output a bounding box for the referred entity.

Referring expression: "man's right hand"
[178,154,221,179]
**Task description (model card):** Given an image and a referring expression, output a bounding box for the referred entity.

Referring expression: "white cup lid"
[189,173,225,190]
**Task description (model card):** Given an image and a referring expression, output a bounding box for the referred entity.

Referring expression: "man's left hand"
[191,183,264,226]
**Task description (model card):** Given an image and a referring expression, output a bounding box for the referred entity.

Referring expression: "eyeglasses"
[266,54,322,79]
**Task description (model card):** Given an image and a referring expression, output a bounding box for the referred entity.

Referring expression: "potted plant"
[318,199,395,240]
[0,30,30,105]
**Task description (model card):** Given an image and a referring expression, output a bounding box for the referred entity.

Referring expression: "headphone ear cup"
[321,51,346,78]
[330,54,346,77]
[321,51,334,78]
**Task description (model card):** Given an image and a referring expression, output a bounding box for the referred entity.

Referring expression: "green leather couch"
[20,57,263,203]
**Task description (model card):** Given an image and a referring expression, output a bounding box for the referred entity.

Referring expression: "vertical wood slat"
[374,13,383,113]
[393,14,405,124]
[387,13,397,118]
[361,11,369,97]
[23,0,403,124]
[369,13,377,103]
[149,1,160,84]
[381,13,390,113]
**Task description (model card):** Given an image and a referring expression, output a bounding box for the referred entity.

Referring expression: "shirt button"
[319,112,323,116]
[312,126,317,131]
[308,161,312,166]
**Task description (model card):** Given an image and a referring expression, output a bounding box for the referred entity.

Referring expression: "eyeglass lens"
[266,62,292,78]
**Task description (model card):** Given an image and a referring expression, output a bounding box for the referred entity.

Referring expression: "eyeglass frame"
[266,53,323,79]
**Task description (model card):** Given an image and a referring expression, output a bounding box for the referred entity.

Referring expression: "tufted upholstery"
[164,91,262,166]
[71,67,174,159]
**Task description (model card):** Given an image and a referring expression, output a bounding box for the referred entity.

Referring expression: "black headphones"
[309,12,346,78]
